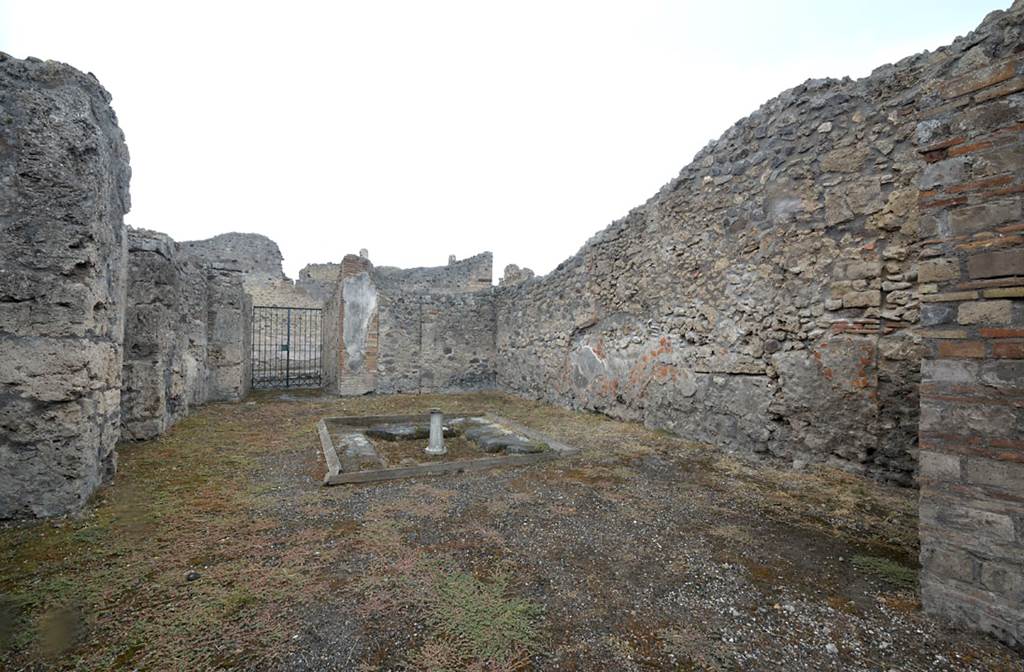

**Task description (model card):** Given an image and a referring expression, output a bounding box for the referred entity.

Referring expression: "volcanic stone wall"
[206,265,253,401]
[377,292,497,393]
[122,229,252,440]
[122,230,191,439]
[914,4,1024,647]
[324,253,497,395]
[297,262,341,304]
[376,253,494,294]
[0,54,131,518]
[182,232,321,308]
[496,5,1022,488]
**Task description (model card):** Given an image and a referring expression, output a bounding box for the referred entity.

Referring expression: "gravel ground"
[1,391,1021,671]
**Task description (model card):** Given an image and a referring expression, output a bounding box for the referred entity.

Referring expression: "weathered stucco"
[324,253,497,395]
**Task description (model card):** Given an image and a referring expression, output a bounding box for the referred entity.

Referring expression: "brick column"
[916,53,1024,649]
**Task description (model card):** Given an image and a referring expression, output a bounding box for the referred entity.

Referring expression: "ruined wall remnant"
[375,252,493,295]
[324,253,497,395]
[493,7,1019,487]
[122,229,190,440]
[205,264,253,401]
[122,230,253,440]
[323,255,378,395]
[499,264,535,287]
[914,6,1024,648]
[0,54,131,518]
[180,232,286,283]
[297,262,341,304]
[182,232,320,308]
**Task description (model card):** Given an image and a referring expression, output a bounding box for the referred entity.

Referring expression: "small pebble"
[186,570,201,582]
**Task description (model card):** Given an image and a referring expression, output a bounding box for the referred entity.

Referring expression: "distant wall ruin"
[324,253,497,395]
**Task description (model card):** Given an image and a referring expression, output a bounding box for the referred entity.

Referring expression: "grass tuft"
[851,554,917,590]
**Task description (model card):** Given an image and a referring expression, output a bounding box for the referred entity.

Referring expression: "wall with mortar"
[182,232,320,308]
[496,7,1021,487]
[205,265,253,401]
[0,54,131,518]
[324,253,496,395]
[323,255,378,395]
[376,253,493,295]
[377,292,497,393]
[914,1,1024,649]
[122,229,193,439]
[297,262,340,304]
[122,229,252,440]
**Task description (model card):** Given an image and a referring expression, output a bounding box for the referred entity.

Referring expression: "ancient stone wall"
[122,229,190,440]
[297,262,340,304]
[376,252,493,295]
[0,54,131,518]
[121,229,252,440]
[206,265,253,401]
[377,292,497,393]
[182,232,320,308]
[914,2,1024,648]
[323,255,379,395]
[491,12,1024,486]
[181,232,286,283]
[324,253,497,395]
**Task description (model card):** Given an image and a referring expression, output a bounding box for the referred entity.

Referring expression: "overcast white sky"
[0,1,1006,279]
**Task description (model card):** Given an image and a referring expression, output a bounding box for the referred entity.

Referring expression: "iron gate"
[251,306,323,389]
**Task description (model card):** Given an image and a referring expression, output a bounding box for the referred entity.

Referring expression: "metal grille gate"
[251,306,323,389]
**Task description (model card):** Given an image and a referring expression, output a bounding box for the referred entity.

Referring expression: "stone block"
[919,156,969,189]
[921,302,958,327]
[968,249,1024,279]
[920,542,977,583]
[920,450,963,482]
[979,560,1024,601]
[949,199,1021,237]
[957,300,1013,325]
[842,290,882,308]
[918,258,961,283]
[967,457,1024,493]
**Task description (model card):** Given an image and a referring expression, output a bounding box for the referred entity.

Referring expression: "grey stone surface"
[324,253,496,395]
[297,262,340,304]
[0,53,131,518]
[375,252,493,295]
[913,0,1024,650]
[492,27,951,485]
[205,265,252,401]
[121,228,253,440]
[182,232,320,308]
[122,229,188,440]
[463,424,543,454]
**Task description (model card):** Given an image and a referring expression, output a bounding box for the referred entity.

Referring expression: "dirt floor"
[1,391,1021,671]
